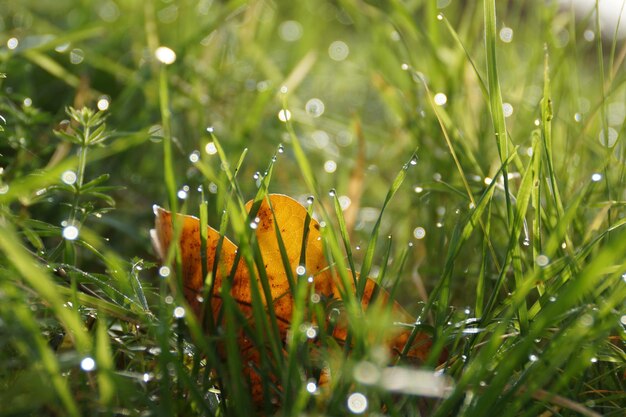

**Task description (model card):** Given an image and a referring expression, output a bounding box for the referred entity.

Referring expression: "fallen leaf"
[151,194,437,405]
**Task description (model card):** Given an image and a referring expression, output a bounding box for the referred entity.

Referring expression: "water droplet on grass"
[324,160,337,173]
[61,170,77,185]
[347,392,368,414]
[306,380,317,393]
[305,98,325,117]
[499,27,513,43]
[155,46,176,64]
[536,254,549,267]
[80,357,96,371]
[62,225,79,240]
[329,40,349,61]
[205,142,217,155]
[7,37,19,50]
[279,20,303,42]
[278,109,291,122]
[354,361,380,385]
[173,306,186,318]
[599,128,618,147]
[434,93,447,106]
[413,227,426,239]
[189,151,200,163]
[97,96,110,111]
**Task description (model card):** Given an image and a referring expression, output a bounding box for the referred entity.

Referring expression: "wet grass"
[0,0,625,416]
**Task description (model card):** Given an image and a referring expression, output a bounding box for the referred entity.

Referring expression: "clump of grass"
[1,0,625,416]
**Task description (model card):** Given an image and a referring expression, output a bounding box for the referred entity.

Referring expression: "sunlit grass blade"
[484,0,513,225]
[0,223,91,352]
[0,283,81,417]
[357,150,417,299]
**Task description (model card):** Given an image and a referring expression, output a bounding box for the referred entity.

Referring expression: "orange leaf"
[152,194,437,404]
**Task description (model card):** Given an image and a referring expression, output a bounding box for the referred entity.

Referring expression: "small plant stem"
[159,65,178,213]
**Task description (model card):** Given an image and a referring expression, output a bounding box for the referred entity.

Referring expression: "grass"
[1,0,625,415]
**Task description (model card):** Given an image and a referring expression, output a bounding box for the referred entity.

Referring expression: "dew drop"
[338,195,351,210]
[305,98,325,117]
[328,189,336,197]
[409,155,418,165]
[499,27,513,43]
[306,380,317,393]
[205,142,217,155]
[599,127,618,147]
[414,186,423,193]
[434,92,447,106]
[7,37,19,50]
[401,63,410,71]
[413,227,426,239]
[278,109,291,122]
[324,160,337,173]
[306,196,314,205]
[155,46,176,64]
[328,40,349,61]
[296,265,306,276]
[62,225,79,241]
[591,173,602,182]
[305,326,317,339]
[80,357,96,371]
[503,102,513,118]
[528,354,538,362]
[347,392,368,414]
[97,96,110,111]
[206,126,214,133]
[173,306,186,318]
[189,151,200,163]
[279,20,303,42]
[70,48,84,64]
[535,254,549,267]
[177,189,188,199]
[278,144,285,153]
[61,170,77,185]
